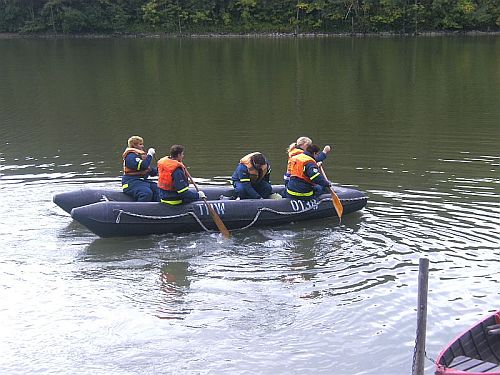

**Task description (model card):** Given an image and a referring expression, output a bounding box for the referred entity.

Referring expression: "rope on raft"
[114,196,358,232]
[233,197,332,231]
[115,210,212,232]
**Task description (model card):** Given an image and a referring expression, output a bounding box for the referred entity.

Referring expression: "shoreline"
[1,30,499,39]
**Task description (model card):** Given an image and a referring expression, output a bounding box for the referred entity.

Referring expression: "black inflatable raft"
[53,185,368,237]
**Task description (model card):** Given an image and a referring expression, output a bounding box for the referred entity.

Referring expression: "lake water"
[0,36,499,374]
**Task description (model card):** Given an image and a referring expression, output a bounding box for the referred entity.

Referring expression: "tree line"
[1,0,498,35]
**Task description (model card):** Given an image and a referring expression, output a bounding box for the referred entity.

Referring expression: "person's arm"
[236,165,261,199]
[173,168,200,200]
[315,146,331,163]
[304,163,330,187]
[125,153,152,171]
[315,152,327,163]
[142,148,155,171]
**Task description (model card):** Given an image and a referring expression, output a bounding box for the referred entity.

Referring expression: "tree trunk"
[295,5,299,36]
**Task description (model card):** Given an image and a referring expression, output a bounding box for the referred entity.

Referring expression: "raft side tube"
[54,185,288,214]
[70,190,368,237]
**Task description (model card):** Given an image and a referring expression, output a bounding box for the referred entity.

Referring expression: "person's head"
[296,136,312,149]
[251,153,266,167]
[128,136,144,149]
[287,136,312,153]
[305,144,321,157]
[170,144,185,161]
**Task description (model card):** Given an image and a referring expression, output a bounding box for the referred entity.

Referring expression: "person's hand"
[323,145,331,153]
[147,148,155,157]
[198,191,207,199]
[317,161,323,167]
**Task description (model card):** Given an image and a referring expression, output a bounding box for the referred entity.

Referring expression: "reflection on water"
[158,262,192,320]
[0,37,499,375]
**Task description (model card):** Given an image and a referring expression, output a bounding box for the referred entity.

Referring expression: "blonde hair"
[286,136,312,153]
[128,136,144,148]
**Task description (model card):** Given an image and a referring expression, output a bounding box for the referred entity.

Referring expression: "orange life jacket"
[286,147,304,175]
[240,152,268,184]
[289,153,317,184]
[122,147,151,176]
[157,157,184,191]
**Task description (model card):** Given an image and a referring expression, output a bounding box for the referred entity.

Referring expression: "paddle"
[183,168,231,238]
[319,164,343,222]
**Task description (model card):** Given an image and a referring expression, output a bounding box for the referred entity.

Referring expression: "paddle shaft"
[319,164,343,221]
[183,168,231,238]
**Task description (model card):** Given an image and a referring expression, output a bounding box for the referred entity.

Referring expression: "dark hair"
[251,153,266,166]
[170,144,185,158]
[306,144,321,154]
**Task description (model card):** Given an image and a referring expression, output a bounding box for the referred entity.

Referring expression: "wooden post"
[413,257,429,375]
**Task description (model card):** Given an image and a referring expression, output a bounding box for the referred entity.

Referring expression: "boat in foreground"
[53,184,368,237]
[435,310,500,375]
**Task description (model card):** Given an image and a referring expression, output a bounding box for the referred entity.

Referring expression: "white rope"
[233,197,337,230]
[115,210,212,232]
[113,195,367,233]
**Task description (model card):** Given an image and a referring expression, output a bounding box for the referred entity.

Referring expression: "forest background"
[1,0,499,35]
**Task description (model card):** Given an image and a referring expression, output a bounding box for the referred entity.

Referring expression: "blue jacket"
[231,162,271,200]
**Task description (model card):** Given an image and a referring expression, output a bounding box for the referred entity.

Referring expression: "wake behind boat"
[53,184,368,237]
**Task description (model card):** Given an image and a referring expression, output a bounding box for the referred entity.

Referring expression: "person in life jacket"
[157,144,206,205]
[284,136,331,185]
[285,144,332,200]
[121,135,159,202]
[231,152,273,199]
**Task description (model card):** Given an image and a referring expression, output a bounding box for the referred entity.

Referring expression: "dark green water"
[0,36,498,374]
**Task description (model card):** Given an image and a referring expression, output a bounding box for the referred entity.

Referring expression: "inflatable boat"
[53,185,368,237]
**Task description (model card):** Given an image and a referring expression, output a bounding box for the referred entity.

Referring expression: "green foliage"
[60,8,87,33]
[142,1,161,30]
[0,0,498,34]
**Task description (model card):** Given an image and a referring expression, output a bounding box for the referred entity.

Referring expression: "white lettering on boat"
[196,202,226,216]
[212,202,225,215]
[290,199,319,212]
[196,204,204,215]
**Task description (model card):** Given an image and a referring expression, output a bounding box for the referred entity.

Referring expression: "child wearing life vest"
[157,144,206,205]
[285,144,332,200]
[284,136,331,185]
[121,135,159,202]
[231,152,273,199]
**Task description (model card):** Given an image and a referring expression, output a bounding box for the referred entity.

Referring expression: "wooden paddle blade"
[319,165,343,221]
[330,189,344,219]
[184,168,231,238]
[205,198,231,238]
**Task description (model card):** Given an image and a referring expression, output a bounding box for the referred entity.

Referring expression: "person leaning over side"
[284,136,331,186]
[121,135,159,202]
[231,152,273,199]
[157,144,206,205]
[285,144,332,200]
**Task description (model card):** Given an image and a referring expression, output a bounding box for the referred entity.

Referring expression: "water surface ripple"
[1,36,499,375]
